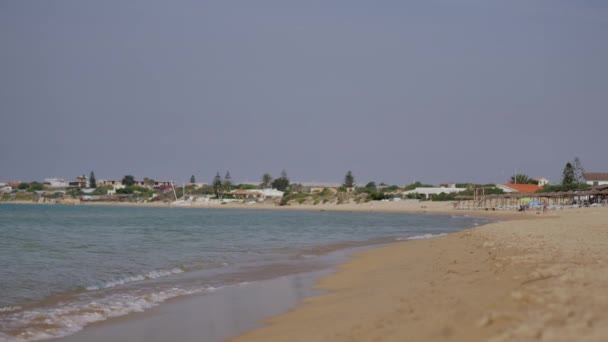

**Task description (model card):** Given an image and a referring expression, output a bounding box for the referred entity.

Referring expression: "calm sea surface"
[0,204,489,341]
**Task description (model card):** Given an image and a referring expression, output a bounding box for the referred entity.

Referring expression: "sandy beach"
[233,206,608,342]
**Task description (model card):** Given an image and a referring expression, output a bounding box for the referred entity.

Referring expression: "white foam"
[86,268,184,290]
[300,254,317,259]
[0,306,21,313]
[396,233,448,241]
[1,286,213,341]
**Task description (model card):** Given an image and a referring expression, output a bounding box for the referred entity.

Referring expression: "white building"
[403,185,466,199]
[257,189,284,198]
[533,177,550,187]
[45,178,69,187]
[583,173,608,186]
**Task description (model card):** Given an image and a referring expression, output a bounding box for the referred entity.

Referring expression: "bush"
[537,184,589,193]
[369,192,388,201]
[92,186,113,195]
[430,192,457,201]
[27,182,44,192]
[403,182,434,191]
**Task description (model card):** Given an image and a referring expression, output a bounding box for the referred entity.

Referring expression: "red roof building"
[498,183,542,194]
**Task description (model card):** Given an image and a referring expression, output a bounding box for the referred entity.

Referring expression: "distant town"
[1,158,607,209]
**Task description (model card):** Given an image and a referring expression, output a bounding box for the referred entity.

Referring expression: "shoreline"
[233,206,608,341]
[1,204,494,342]
[0,199,536,220]
[57,208,515,342]
[3,201,591,341]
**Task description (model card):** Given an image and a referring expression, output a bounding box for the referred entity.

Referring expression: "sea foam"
[85,268,184,290]
[0,286,215,342]
[396,233,448,241]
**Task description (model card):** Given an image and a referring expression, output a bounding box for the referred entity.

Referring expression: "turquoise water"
[0,204,488,341]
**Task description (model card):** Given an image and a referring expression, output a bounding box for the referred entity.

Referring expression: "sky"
[1,0,607,185]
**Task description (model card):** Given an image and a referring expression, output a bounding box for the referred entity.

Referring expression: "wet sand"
[234,207,608,342]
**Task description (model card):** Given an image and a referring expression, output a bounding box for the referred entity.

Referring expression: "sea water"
[0,204,489,341]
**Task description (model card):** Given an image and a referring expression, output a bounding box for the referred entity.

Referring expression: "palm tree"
[509,174,531,184]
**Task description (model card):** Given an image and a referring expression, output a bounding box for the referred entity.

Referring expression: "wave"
[85,268,184,290]
[396,233,448,241]
[0,286,217,342]
[0,306,21,313]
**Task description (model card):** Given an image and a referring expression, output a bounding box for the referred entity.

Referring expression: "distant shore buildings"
[583,173,608,186]
[497,183,542,194]
[402,184,467,199]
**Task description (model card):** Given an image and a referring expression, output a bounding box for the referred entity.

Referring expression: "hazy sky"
[1,0,607,185]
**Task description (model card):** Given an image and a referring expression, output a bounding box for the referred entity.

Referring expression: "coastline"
[1,203,490,342]
[233,206,608,342]
[4,201,600,341]
[1,199,528,220]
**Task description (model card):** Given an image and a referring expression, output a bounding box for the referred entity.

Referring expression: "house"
[496,183,542,194]
[257,189,284,198]
[96,179,174,190]
[231,189,262,200]
[45,178,69,188]
[533,178,550,187]
[403,184,466,199]
[583,173,608,186]
[69,175,88,188]
[230,188,284,200]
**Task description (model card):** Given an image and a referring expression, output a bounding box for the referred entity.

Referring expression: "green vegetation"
[343,171,355,188]
[26,182,44,192]
[261,173,272,189]
[116,186,155,198]
[509,174,536,184]
[17,183,30,190]
[223,171,232,193]
[279,191,310,206]
[403,182,434,191]
[368,191,388,201]
[271,170,290,191]
[573,157,585,183]
[537,183,589,193]
[429,192,458,201]
[92,185,113,195]
[212,172,223,198]
[235,184,258,190]
[14,192,34,201]
[122,175,135,187]
[89,171,96,188]
[562,162,575,185]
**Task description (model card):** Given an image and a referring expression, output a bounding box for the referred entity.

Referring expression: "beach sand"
[233,207,608,342]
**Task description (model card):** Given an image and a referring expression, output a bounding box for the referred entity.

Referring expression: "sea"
[0,204,490,341]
